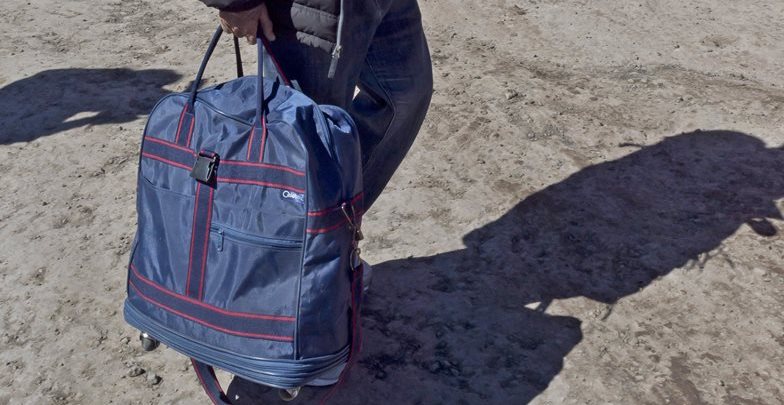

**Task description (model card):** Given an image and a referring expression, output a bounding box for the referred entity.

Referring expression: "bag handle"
[191,359,233,405]
[233,35,244,78]
[187,25,291,122]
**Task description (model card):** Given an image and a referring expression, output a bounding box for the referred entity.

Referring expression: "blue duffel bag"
[123,26,364,403]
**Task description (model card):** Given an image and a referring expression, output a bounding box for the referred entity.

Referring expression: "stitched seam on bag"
[192,360,222,404]
[174,107,186,144]
[185,115,196,148]
[145,134,305,175]
[246,126,255,161]
[307,192,364,216]
[129,282,294,341]
[130,264,296,322]
[221,160,304,176]
[185,182,202,296]
[216,177,305,194]
[197,187,214,300]
[141,152,191,171]
[144,136,194,153]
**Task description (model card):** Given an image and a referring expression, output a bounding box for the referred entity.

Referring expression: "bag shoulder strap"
[190,263,364,405]
[192,359,233,405]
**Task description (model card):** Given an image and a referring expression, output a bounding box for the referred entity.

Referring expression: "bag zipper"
[210,226,302,250]
[158,91,256,128]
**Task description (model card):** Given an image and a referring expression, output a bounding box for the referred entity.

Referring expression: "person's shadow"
[0,68,181,144]
[227,130,784,404]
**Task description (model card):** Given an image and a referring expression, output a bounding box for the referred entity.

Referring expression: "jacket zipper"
[327,0,345,78]
[210,226,303,251]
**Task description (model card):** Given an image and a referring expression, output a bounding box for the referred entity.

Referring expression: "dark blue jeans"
[267,0,433,210]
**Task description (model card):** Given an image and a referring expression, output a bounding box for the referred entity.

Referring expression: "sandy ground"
[1,0,784,404]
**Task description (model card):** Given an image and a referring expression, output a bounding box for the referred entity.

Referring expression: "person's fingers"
[242,19,257,43]
[217,3,267,39]
[219,19,231,34]
[259,4,276,41]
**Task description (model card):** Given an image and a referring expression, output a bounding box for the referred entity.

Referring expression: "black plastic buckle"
[190,152,219,184]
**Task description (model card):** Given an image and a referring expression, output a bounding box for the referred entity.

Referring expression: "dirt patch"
[1,0,783,404]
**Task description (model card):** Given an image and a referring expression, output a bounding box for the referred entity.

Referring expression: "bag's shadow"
[228,130,784,404]
[0,68,181,144]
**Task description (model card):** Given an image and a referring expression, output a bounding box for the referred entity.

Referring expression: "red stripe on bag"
[174,107,187,144]
[246,126,256,161]
[185,182,202,295]
[185,115,196,147]
[129,264,295,321]
[141,152,192,171]
[144,136,196,153]
[217,177,305,194]
[198,187,214,300]
[129,282,294,341]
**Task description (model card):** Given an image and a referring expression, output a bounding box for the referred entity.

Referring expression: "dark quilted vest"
[268,0,341,52]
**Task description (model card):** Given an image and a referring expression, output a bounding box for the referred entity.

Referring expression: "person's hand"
[219,2,275,45]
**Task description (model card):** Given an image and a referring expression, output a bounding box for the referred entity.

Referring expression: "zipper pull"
[327,45,342,79]
[340,201,363,271]
[340,202,355,229]
[217,229,224,252]
[340,202,364,241]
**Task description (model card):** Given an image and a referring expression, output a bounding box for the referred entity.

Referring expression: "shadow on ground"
[0,68,180,144]
[228,130,783,404]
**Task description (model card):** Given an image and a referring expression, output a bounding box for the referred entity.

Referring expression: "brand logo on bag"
[282,190,305,205]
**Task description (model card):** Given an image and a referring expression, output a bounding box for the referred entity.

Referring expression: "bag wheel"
[139,332,160,352]
[278,387,301,402]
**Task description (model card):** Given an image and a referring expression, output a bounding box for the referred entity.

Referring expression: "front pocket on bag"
[201,225,303,317]
[132,173,195,293]
[211,226,303,250]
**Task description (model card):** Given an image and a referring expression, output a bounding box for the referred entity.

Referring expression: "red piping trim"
[142,153,305,192]
[186,182,201,294]
[144,134,304,176]
[192,360,222,405]
[261,37,291,86]
[174,107,187,144]
[246,126,255,161]
[217,177,305,194]
[129,281,294,341]
[307,210,366,233]
[130,264,295,322]
[307,209,338,217]
[220,160,304,176]
[319,266,363,404]
[185,115,196,147]
[144,136,196,154]
[308,193,364,217]
[141,152,191,171]
[197,187,214,300]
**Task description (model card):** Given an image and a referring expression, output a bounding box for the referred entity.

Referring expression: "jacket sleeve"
[199,0,263,11]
